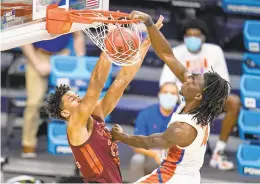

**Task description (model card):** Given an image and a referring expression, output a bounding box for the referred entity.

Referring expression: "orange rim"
[69,9,140,24]
[46,6,140,34]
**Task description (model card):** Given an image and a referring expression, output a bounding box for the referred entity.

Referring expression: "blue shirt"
[134,104,179,136]
[33,34,72,53]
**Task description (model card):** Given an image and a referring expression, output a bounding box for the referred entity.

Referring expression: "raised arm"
[72,52,111,125]
[95,39,150,118]
[130,11,190,83]
[111,122,197,150]
[92,16,164,118]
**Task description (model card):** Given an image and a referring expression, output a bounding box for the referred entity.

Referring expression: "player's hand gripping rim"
[129,11,154,26]
[137,15,164,62]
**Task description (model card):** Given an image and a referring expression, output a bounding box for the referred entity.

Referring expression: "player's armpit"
[91,100,105,121]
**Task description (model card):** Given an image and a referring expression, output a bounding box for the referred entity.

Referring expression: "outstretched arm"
[130,11,190,83]
[71,52,111,126]
[92,16,164,118]
[112,122,197,149]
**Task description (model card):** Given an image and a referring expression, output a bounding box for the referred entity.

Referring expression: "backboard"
[0,0,109,51]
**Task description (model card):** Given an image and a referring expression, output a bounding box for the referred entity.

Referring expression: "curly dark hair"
[189,70,231,126]
[45,84,70,120]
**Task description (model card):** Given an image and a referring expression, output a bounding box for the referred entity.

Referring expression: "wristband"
[144,17,154,27]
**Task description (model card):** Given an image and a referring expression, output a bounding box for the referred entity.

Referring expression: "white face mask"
[159,93,178,110]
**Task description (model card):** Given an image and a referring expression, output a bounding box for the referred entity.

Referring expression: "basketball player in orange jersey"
[111,11,230,184]
[45,17,164,183]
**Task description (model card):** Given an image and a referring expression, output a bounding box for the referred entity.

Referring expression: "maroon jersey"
[67,116,122,183]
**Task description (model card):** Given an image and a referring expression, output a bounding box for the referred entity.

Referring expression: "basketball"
[104,27,140,61]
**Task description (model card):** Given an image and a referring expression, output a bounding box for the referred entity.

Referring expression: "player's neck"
[159,106,173,117]
[182,100,200,113]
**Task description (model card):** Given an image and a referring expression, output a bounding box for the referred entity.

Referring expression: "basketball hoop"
[46,5,142,66]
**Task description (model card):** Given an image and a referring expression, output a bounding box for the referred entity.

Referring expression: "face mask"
[159,93,178,110]
[184,36,202,53]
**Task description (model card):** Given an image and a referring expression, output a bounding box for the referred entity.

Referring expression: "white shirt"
[163,102,210,176]
[159,43,230,90]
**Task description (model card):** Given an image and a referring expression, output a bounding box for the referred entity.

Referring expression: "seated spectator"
[129,82,179,182]
[160,18,240,171]
[21,31,85,158]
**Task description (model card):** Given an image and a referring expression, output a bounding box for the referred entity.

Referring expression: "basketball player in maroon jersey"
[45,17,163,183]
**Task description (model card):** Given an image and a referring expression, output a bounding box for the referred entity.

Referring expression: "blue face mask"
[159,93,178,110]
[184,36,202,53]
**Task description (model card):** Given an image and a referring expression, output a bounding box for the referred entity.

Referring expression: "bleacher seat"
[244,20,260,53]
[240,74,260,109]
[243,53,260,75]
[237,19,260,175]
[238,109,260,142]
[237,144,260,176]
[49,56,112,91]
[221,0,260,16]
[47,56,112,155]
[48,121,70,155]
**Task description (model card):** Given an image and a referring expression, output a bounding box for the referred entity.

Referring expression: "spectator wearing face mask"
[128,82,179,182]
[160,18,241,171]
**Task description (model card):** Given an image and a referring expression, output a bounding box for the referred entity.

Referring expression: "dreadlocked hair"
[45,84,70,120]
[189,70,231,126]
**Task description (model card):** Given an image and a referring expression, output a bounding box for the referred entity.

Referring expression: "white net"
[77,12,142,66]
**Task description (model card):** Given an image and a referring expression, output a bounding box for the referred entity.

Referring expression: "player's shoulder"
[202,43,223,53]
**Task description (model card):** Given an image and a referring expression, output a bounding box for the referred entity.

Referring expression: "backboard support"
[0,0,109,51]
